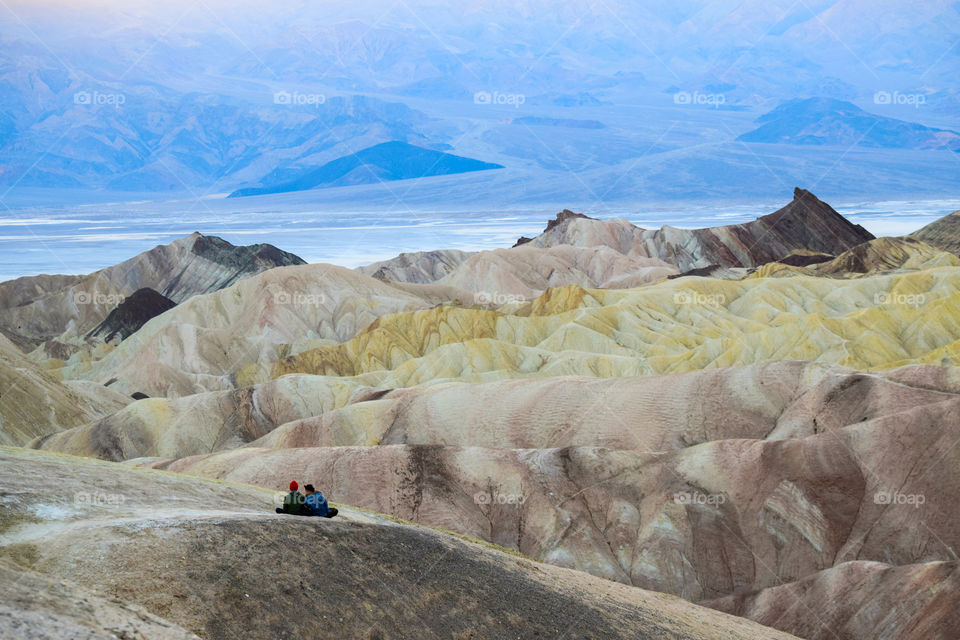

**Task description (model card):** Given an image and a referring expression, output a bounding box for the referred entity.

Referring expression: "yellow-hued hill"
[271,267,960,387]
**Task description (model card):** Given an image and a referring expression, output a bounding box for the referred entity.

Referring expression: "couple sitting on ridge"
[275,481,339,518]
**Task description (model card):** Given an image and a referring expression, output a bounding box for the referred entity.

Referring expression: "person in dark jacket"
[276,480,306,515]
[303,484,338,518]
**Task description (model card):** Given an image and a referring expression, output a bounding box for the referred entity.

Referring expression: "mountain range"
[1,1,958,201]
[229,141,504,197]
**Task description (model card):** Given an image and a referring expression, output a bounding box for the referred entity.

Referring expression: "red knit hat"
[289,480,299,491]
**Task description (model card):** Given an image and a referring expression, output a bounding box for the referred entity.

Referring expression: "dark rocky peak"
[189,234,306,271]
[545,209,594,233]
[758,187,875,254]
[87,288,177,343]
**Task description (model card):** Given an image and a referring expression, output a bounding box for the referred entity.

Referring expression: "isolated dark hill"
[0,233,305,348]
[87,288,176,343]
[738,98,960,151]
[520,188,874,271]
[911,210,960,255]
[0,447,796,640]
[229,141,504,197]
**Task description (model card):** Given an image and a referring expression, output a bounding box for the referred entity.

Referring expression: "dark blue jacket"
[304,491,330,517]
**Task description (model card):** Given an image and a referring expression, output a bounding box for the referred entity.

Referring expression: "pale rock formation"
[55,263,435,397]
[36,375,371,460]
[704,560,960,640]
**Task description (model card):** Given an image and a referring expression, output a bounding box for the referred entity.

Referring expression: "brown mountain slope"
[911,209,960,255]
[356,190,872,282]
[704,560,960,640]
[0,447,797,640]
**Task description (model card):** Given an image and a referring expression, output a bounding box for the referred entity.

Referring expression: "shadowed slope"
[87,288,177,343]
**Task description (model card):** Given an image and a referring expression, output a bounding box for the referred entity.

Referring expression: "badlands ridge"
[2,188,959,639]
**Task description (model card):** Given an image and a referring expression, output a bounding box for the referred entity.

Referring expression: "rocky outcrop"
[910,209,960,255]
[0,233,304,349]
[522,189,874,271]
[0,448,796,640]
[87,288,176,343]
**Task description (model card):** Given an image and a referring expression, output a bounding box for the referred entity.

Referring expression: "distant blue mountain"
[738,98,960,151]
[228,142,504,197]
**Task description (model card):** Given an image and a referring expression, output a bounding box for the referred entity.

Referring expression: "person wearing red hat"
[275,480,305,515]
